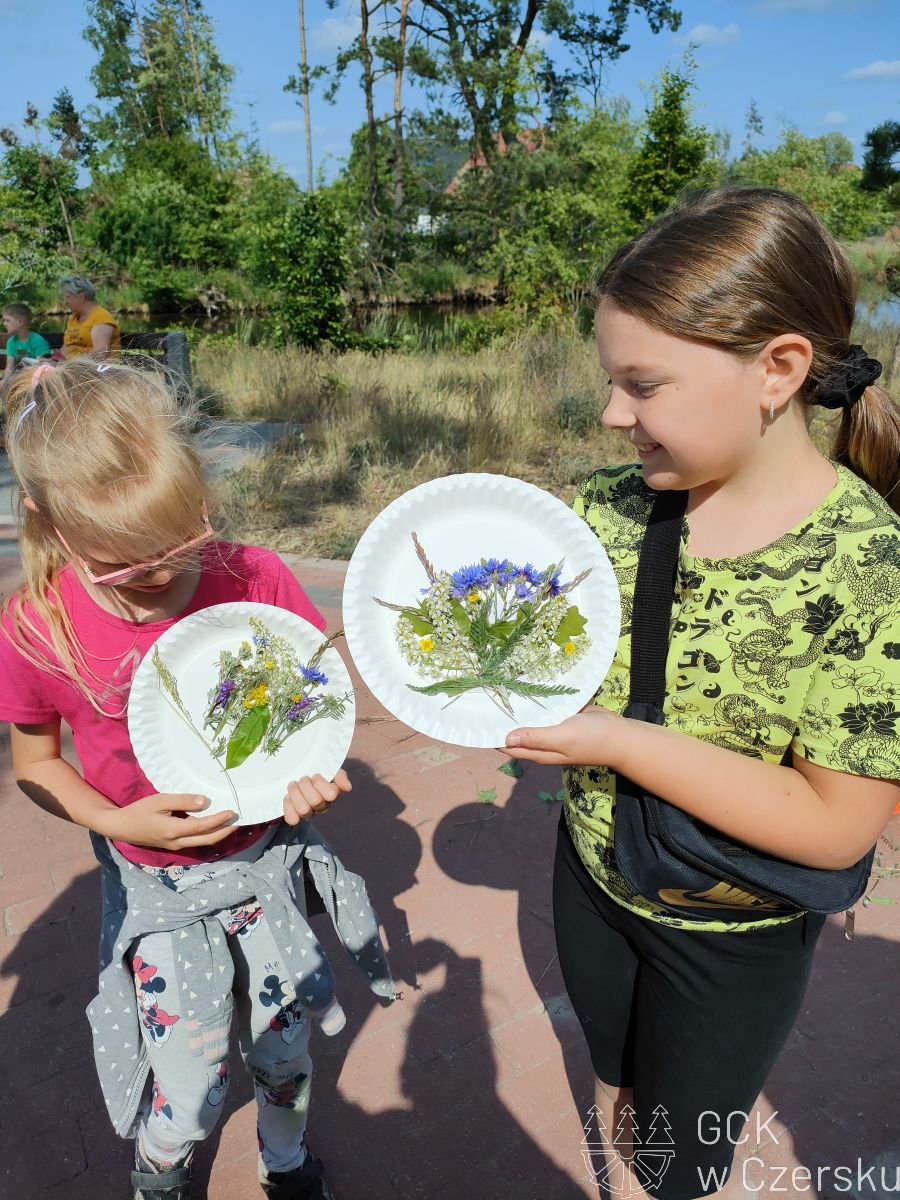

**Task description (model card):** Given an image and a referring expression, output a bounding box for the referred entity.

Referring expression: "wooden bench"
[1,329,192,387]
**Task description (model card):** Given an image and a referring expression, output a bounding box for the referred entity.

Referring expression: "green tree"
[0,94,87,268]
[625,60,713,226]
[84,0,234,163]
[409,0,680,155]
[861,119,900,193]
[742,98,763,157]
[545,0,681,109]
[734,129,890,239]
[482,105,637,316]
[250,194,353,347]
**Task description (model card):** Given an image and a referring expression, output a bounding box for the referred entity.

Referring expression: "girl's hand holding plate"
[283,768,352,823]
[111,791,238,851]
[504,707,620,767]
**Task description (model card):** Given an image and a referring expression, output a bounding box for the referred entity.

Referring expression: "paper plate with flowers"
[343,474,621,748]
[128,602,355,824]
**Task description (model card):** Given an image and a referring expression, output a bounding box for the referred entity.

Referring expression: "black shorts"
[553,818,825,1200]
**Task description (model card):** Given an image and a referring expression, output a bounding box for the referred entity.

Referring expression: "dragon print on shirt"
[564,462,900,933]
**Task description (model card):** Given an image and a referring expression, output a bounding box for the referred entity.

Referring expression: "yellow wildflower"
[292,693,303,703]
[563,641,576,655]
[265,660,275,670]
[420,637,435,653]
[244,683,269,709]
[467,592,481,604]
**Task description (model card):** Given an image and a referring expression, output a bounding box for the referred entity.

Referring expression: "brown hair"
[3,302,33,322]
[591,186,900,512]
[3,358,209,713]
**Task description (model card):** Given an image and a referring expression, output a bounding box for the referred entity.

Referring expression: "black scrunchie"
[811,344,882,410]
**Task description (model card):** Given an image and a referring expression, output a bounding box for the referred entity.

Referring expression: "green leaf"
[553,605,589,647]
[450,599,471,634]
[487,618,518,642]
[478,786,497,805]
[225,705,270,769]
[400,610,434,636]
[497,760,524,778]
[867,896,897,905]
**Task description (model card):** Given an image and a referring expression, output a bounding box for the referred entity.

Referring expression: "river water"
[35,296,899,345]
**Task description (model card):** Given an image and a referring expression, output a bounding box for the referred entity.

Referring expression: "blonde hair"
[591,186,900,512]
[4,359,209,713]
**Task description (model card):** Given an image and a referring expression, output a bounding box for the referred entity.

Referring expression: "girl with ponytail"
[504,187,899,1200]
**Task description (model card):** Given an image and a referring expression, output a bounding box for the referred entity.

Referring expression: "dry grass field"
[196,319,898,558]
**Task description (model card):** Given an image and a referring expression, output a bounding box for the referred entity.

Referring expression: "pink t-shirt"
[0,542,326,867]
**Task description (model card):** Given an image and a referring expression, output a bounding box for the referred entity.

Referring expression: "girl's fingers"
[506,725,563,751]
[175,823,241,848]
[163,793,210,813]
[332,768,352,793]
[283,774,344,822]
[283,778,319,822]
[176,811,236,836]
[505,747,569,765]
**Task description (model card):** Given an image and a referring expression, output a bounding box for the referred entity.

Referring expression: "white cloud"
[312,15,360,50]
[844,59,900,80]
[267,119,307,135]
[822,110,849,125]
[677,21,741,46]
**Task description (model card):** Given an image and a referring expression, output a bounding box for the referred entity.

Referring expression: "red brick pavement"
[0,552,897,1199]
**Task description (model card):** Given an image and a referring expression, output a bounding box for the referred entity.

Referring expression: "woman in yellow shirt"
[59,275,121,358]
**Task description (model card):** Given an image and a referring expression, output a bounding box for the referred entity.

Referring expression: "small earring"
[768,398,775,421]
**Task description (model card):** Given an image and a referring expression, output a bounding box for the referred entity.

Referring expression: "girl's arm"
[506,710,898,870]
[11,721,238,851]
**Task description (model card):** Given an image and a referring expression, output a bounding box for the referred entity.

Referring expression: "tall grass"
[198,315,900,559]
[197,332,631,557]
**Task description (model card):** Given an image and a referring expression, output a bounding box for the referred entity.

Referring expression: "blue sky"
[3,0,898,184]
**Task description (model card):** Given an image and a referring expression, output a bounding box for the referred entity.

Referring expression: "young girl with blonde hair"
[505,186,899,1200]
[0,359,392,1200]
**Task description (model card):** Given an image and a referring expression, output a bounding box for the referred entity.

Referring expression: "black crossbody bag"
[612,487,876,922]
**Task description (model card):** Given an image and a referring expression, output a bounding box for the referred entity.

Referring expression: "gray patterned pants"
[130,853,315,1174]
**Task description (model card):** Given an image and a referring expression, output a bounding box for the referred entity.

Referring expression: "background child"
[505,186,899,1200]
[3,302,52,377]
[0,359,391,1200]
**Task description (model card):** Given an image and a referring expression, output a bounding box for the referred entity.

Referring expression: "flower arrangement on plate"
[374,533,593,717]
[151,615,350,815]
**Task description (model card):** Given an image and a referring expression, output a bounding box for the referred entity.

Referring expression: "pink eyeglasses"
[54,504,214,586]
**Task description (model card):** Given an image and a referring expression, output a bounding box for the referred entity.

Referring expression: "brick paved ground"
[0,552,898,1199]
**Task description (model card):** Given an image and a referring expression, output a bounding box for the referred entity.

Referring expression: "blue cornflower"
[481,557,506,575]
[297,663,328,686]
[514,582,531,598]
[520,563,541,585]
[251,633,268,648]
[450,562,486,598]
[544,568,563,596]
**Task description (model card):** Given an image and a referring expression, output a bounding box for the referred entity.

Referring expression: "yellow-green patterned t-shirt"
[565,462,900,933]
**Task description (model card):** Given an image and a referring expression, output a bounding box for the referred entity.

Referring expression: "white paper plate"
[128,602,355,824]
[343,474,620,747]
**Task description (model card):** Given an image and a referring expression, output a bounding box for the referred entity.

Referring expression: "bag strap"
[628,487,689,711]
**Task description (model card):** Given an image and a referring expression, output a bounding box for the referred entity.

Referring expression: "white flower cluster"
[395,574,591,685]
[396,577,479,679]
[503,593,592,682]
